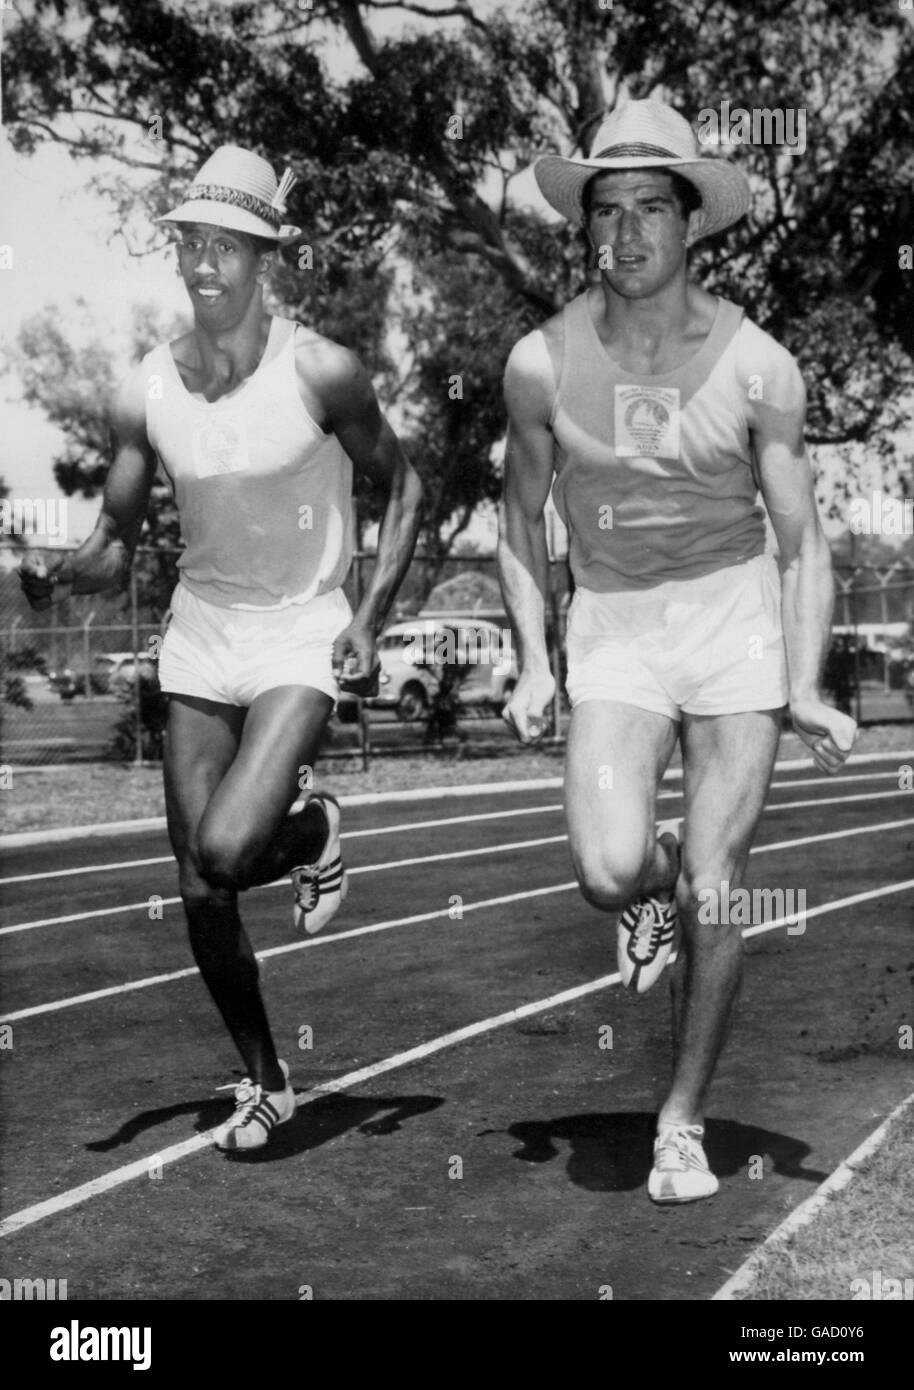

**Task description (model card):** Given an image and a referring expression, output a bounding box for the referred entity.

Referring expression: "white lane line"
[0,834,571,936]
[0,805,567,887]
[712,1087,914,1301]
[1,783,566,850]
[4,821,914,1022]
[2,874,912,1243]
[0,899,181,936]
[752,816,914,854]
[4,804,913,940]
[4,772,910,891]
[4,749,912,851]
[3,767,906,889]
[0,883,581,1022]
[3,807,913,941]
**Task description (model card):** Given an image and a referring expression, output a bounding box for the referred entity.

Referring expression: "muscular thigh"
[198,683,333,865]
[163,695,245,869]
[565,700,678,881]
[680,709,781,883]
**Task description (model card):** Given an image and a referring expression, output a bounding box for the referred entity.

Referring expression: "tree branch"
[359,0,489,32]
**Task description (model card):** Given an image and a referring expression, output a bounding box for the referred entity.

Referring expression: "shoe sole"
[648,1175,719,1203]
[216,1103,295,1151]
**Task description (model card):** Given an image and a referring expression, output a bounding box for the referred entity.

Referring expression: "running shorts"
[565,553,789,719]
[158,582,353,707]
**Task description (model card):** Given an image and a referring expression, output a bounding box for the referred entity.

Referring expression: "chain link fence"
[1,543,911,766]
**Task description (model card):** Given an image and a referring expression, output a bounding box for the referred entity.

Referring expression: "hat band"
[592,142,682,160]
[185,183,284,230]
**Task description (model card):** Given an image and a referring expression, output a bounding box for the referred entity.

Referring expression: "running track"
[1,754,913,1300]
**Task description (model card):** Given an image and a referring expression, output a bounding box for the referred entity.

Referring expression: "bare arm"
[303,343,423,690]
[497,333,557,742]
[19,364,158,606]
[748,346,857,772]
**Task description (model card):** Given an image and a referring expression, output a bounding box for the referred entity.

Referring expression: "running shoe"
[616,828,679,992]
[291,794,348,935]
[617,897,677,992]
[213,1060,295,1152]
[648,1122,719,1203]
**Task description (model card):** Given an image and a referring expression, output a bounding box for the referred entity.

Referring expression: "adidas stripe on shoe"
[291,793,348,935]
[616,825,680,993]
[617,896,677,993]
[647,1123,719,1203]
[213,1059,295,1152]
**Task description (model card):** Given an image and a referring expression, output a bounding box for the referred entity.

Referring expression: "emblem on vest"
[614,386,681,459]
[192,413,250,478]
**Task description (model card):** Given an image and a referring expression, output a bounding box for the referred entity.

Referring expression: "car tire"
[396,684,428,722]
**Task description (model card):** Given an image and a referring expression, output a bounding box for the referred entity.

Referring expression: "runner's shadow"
[506,1112,829,1192]
[87,1092,443,1160]
[223,1092,444,1164]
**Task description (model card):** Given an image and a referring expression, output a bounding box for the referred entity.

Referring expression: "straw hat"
[534,100,751,242]
[157,145,301,243]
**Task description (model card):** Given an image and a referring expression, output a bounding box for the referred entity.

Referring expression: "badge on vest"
[614,386,681,459]
[191,412,250,478]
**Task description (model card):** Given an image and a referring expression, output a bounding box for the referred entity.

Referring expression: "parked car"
[354,618,517,722]
[48,651,159,700]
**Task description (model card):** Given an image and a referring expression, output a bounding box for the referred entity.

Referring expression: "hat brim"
[157,200,301,245]
[533,153,751,241]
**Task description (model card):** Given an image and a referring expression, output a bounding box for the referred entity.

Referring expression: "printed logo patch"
[191,413,250,478]
[614,386,680,459]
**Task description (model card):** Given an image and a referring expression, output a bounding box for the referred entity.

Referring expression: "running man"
[498,101,856,1202]
[20,145,423,1151]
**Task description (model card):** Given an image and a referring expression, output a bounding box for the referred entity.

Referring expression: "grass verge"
[729,1089,914,1300]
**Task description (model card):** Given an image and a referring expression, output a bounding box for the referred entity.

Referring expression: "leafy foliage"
[5,0,913,551]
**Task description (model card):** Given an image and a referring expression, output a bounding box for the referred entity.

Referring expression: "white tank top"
[143,317,353,610]
[549,293,766,591]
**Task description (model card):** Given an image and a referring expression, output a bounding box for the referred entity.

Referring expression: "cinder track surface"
[1,761,912,1300]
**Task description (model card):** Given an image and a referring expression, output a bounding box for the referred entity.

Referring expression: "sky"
[0,0,908,555]
[1,138,190,544]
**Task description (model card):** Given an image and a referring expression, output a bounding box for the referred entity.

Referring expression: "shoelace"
[293,869,319,912]
[634,907,663,946]
[216,1077,263,1127]
[656,1125,706,1171]
[631,903,671,959]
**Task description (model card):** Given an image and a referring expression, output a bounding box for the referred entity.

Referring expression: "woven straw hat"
[534,100,751,242]
[157,145,301,243]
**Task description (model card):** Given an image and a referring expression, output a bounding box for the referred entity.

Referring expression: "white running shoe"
[648,1123,719,1203]
[290,794,348,935]
[213,1059,295,1152]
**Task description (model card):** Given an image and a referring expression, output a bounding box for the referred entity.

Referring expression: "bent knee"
[195,831,254,890]
[177,859,235,912]
[573,849,644,912]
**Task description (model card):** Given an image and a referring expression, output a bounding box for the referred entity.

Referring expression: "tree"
[11,302,185,611]
[5,0,913,557]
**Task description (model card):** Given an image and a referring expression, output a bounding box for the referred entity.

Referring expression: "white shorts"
[565,554,788,720]
[158,582,353,707]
